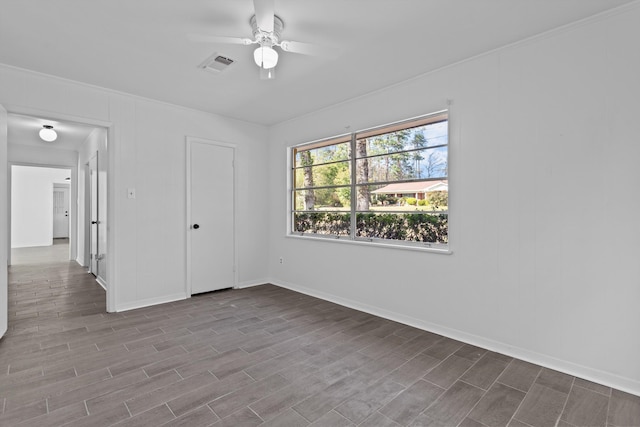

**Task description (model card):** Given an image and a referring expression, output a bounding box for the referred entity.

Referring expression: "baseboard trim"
[270,278,640,397]
[115,293,187,313]
[235,279,270,289]
[95,276,107,292]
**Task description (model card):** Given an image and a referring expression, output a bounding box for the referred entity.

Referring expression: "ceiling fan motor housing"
[250,14,284,46]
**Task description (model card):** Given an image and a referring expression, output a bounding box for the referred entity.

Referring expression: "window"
[291,111,449,249]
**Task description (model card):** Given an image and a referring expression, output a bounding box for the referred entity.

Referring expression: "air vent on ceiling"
[198,53,235,74]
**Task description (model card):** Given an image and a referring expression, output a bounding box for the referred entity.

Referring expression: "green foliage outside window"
[291,112,449,247]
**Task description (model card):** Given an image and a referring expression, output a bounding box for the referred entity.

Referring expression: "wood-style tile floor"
[1,246,639,426]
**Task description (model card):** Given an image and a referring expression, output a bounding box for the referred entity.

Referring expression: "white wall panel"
[267,7,640,395]
[0,64,269,312]
[10,166,71,248]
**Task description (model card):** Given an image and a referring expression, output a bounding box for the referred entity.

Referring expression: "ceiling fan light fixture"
[260,66,276,80]
[39,125,57,142]
[253,45,278,69]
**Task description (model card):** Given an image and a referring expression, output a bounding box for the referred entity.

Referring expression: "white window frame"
[288,110,450,252]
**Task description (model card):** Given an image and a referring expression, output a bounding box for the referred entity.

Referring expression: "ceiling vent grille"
[198,53,235,73]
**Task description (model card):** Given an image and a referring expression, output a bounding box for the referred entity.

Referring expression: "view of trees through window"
[291,112,448,247]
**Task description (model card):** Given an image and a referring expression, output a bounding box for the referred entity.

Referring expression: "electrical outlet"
[279,257,283,264]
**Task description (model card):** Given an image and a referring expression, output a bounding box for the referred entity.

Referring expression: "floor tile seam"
[333,404,359,424]
[320,381,392,425]
[432,352,483,390]
[571,381,613,398]
[463,416,492,427]
[506,365,546,427]
[511,417,536,427]
[395,379,446,425]
[291,404,314,423]
[557,376,576,425]
[366,410,400,426]
[164,401,178,420]
[455,381,492,425]
[1,370,109,404]
[494,378,533,395]
[604,380,614,427]
[461,356,522,425]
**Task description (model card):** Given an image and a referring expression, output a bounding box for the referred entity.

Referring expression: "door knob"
[193,224,200,229]
[91,221,97,224]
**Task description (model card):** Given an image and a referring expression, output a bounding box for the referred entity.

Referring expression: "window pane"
[355,183,448,211]
[289,112,449,248]
[355,212,448,243]
[294,142,350,168]
[293,161,351,190]
[293,212,351,236]
[356,120,448,159]
[293,187,351,211]
[355,146,448,184]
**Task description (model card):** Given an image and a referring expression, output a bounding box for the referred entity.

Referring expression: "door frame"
[2,105,115,313]
[87,152,99,278]
[1,103,7,338]
[52,182,71,240]
[185,136,238,297]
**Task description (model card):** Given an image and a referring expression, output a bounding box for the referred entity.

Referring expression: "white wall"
[8,144,79,259]
[0,65,270,312]
[11,165,71,248]
[267,7,640,395]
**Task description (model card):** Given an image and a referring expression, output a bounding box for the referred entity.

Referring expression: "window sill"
[286,233,452,255]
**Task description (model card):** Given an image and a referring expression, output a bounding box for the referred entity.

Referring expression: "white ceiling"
[0,0,635,126]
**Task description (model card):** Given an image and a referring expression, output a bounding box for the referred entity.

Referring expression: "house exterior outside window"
[290,111,449,250]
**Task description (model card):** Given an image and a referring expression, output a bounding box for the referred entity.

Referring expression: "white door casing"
[53,185,70,239]
[186,138,236,295]
[89,153,98,277]
[0,104,7,338]
[97,147,107,285]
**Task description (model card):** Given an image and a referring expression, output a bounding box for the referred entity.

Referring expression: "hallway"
[6,239,106,335]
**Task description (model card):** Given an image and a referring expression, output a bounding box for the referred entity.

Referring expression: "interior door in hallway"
[53,184,70,238]
[187,139,235,295]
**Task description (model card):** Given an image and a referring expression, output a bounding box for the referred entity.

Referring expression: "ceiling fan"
[189,0,335,79]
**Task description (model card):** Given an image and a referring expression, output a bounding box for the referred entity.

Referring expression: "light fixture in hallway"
[39,124,57,142]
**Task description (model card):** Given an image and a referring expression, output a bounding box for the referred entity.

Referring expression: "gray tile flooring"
[1,244,640,426]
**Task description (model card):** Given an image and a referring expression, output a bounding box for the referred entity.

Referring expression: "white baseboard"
[235,279,270,289]
[115,293,187,313]
[269,278,640,397]
[95,276,107,291]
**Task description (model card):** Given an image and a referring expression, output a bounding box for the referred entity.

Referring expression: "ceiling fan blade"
[187,34,253,45]
[253,0,275,32]
[279,40,340,58]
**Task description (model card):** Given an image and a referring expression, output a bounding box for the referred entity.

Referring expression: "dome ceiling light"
[39,125,57,142]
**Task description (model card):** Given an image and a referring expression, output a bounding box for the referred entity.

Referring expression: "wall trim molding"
[95,276,107,292]
[236,279,271,289]
[115,292,186,313]
[268,278,640,397]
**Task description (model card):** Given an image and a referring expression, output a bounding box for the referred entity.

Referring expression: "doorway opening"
[3,110,113,327]
[10,165,72,264]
